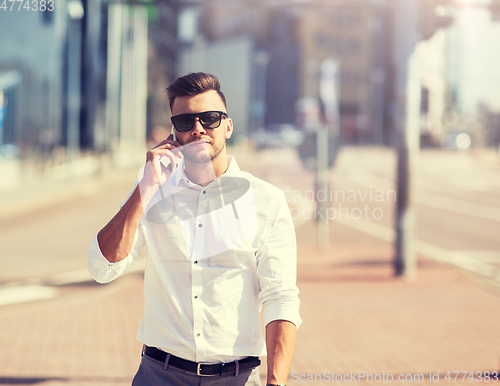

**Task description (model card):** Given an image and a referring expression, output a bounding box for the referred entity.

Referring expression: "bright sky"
[456,5,500,113]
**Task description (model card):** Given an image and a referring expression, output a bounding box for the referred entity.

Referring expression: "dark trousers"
[131,353,262,386]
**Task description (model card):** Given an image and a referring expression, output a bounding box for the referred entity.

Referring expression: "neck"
[184,151,229,187]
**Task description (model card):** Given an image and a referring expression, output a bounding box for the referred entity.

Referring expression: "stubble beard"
[182,141,225,164]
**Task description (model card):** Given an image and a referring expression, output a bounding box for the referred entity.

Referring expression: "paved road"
[333,148,500,274]
[0,169,139,284]
[246,147,500,277]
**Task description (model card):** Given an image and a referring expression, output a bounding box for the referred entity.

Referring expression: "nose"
[190,118,206,136]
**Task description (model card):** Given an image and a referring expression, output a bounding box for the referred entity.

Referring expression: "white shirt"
[87,156,301,363]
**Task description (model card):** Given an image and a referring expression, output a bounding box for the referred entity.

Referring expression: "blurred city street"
[2,0,500,384]
[0,146,499,385]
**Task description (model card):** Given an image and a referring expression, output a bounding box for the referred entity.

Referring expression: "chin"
[184,150,213,164]
[184,143,224,164]
[189,156,213,164]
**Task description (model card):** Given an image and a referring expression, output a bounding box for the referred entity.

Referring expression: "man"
[88,72,301,386]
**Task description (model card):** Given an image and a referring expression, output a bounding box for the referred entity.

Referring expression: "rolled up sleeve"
[87,226,145,284]
[256,190,302,329]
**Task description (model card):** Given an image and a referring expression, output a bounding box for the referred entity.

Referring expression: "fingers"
[143,152,175,189]
[160,143,184,158]
[147,142,184,165]
[152,141,183,155]
[158,150,179,167]
[150,156,162,188]
[152,135,182,151]
[143,135,185,189]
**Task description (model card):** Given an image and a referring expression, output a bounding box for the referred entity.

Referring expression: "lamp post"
[66,0,84,170]
[393,0,419,279]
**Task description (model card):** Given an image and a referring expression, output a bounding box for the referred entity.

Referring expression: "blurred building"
[414,29,449,147]
[146,3,180,140]
[182,0,496,149]
[0,7,70,158]
[449,6,500,118]
[5,0,496,181]
[176,2,265,140]
[430,3,500,147]
[295,3,390,145]
[0,0,154,173]
[191,0,392,145]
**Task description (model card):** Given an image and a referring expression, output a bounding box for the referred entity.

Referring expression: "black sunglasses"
[171,111,228,132]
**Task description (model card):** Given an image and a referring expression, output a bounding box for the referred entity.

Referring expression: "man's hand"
[97,134,183,263]
[142,134,183,190]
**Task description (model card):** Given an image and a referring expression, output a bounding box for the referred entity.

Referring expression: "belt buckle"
[196,362,214,376]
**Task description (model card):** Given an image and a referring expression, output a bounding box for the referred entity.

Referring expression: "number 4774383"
[0,0,54,11]
[444,371,499,382]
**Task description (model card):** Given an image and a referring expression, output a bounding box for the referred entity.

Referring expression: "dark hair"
[166,72,227,113]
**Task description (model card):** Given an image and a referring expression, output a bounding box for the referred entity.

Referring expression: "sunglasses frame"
[171,111,228,132]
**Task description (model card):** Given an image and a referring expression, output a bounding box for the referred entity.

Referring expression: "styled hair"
[166,72,227,113]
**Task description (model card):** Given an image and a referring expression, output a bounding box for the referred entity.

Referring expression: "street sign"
[319,58,340,126]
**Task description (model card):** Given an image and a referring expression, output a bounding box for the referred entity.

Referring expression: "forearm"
[265,319,296,385]
[97,184,154,262]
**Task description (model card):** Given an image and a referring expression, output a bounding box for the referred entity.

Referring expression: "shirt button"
[194,295,198,299]
[198,224,202,228]
[194,261,198,264]
[203,190,206,194]
[197,333,201,337]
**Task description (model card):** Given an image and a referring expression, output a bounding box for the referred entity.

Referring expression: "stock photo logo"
[285,185,397,222]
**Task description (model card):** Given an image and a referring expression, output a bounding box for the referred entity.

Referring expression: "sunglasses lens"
[172,115,194,132]
[171,111,225,131]
[200,111,222,129]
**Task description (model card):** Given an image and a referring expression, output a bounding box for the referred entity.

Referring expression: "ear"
[225,117,233,139]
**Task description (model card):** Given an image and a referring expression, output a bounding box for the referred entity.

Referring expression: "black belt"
[143,346,261,376]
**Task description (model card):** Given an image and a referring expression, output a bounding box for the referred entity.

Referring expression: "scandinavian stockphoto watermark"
[284,185,397,222]
[291,371,425,383]
[290,370,499,383]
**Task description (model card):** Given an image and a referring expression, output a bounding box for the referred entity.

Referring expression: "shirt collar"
[172,155,241,187]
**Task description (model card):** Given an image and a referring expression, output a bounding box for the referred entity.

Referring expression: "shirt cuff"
[87,234,132,283]
[262,292,302,330]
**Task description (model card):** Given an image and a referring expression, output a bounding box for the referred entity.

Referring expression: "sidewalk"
[0,147,499,385]
[292,221,500,385]
[0,218,498,385]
